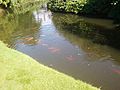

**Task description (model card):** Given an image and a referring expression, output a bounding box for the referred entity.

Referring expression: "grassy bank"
[0,41,100,90]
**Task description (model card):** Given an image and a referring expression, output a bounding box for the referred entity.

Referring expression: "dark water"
[0,8,120,90]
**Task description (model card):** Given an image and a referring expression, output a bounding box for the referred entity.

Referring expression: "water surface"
[0,8,120,90]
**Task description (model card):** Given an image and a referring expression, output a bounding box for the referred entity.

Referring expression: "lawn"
[0,41,100,90]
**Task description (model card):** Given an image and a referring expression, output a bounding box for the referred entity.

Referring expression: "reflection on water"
[52,13,120,62]
[52,13,120,90]
[53,13,120,49]
[0,8,120,90]
[0,12,40,47]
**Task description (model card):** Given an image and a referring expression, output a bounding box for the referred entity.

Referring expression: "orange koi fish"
[112,69,120,75]
[48,47,60,53]
[66,55,76,61]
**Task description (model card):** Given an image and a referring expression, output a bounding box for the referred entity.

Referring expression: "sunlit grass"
[0,41,100,90]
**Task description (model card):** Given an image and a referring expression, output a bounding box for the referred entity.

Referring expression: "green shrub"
[47,0,87,14]
[0,0,48,14]
[47,0,66,12]
[0,0,47,8]
[82,0,120,23]
[65,0,87,14]
[47,0,120,23]
[0,0,11,7]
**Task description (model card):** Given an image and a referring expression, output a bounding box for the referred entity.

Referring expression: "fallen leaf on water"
[40,35,46,37]
[88,47,90,50]
[49,64,53,67]
[77,53,82,56]
[87,64,90,66]
[35,40,38,42]
[31,27,38,30]
[25,37,34,41]
[41,43,48,47]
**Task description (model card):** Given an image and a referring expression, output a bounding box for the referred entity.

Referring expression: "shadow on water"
[52,13,120,49]
[52,13,120,58]
[52,12,120,66]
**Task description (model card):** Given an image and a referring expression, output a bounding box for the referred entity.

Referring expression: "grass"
[0,41,100,90]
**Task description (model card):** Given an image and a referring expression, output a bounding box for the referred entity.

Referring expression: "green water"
[0,8,120,90]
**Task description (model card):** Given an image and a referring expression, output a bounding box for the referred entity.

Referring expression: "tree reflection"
[52,13,120,49]
[52,13,120,63]
[0,11,41,47]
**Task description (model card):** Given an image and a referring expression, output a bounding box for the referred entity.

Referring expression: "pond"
[0,8,120,90]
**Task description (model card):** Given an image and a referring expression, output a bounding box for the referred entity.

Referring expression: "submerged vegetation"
[47,0,120,23]
[0,41,100,90]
